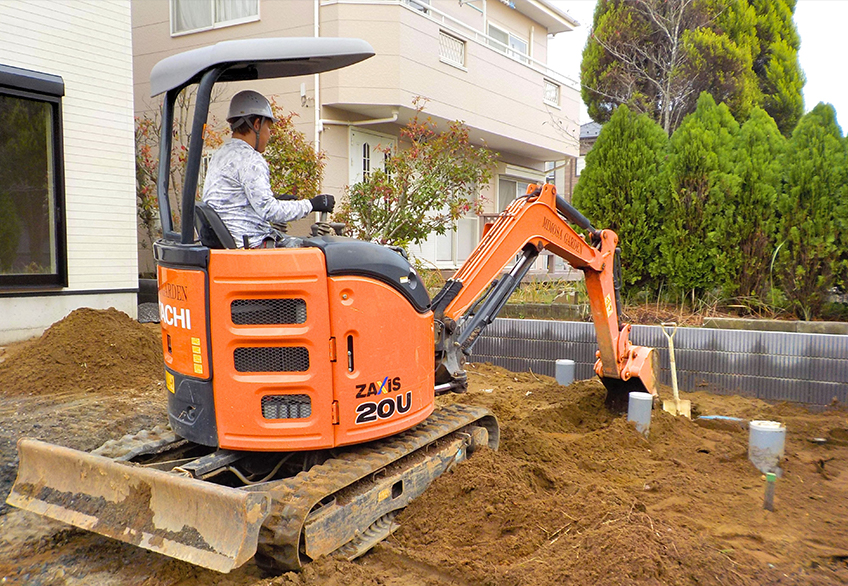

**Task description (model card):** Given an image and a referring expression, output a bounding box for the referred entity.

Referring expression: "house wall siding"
[0,0,137,343]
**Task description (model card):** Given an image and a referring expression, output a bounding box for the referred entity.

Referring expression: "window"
[488,24,529,64]
[498,177,531,211]
[545,161,556,186]
[349,128,396,186]
[435,216,477,265]
[544,80,560,106]
[576,156,586,176]
[439,31,466,68]
[361,142,371,180]
[0,64,66,288]
[171,0,259,35]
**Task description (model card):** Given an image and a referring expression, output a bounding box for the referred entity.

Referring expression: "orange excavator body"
[158,245,435,451]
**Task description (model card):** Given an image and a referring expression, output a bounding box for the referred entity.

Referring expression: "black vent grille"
[234,347,309,372]
[231,299,306,325]
[262,394,312,419]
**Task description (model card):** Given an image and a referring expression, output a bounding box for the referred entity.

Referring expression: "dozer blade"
[601,345,659,413]
[6,438,271,573]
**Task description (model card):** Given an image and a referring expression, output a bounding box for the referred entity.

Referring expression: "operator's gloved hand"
[311,222,334,237]
[309,194,335,213]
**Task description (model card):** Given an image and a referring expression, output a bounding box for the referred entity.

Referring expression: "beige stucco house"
[131,0,581,273]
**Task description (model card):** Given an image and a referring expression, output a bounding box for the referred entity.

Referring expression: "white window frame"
[348,128,397,187]
[487,23,529,64]
[543,79,560,107]
[434,215,478,267]
[170,0,260,37]
[439,30,467,70]
[576,156,586,176]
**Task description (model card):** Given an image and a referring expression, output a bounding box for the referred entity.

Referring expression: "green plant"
[581,0,803,135]
[264,103,326,199]
[775,103,847,320]
[724,106,785,299]
[335,98,498,248]
[134,87,225,247]
[572,104,667,288]
[657,92,741,298]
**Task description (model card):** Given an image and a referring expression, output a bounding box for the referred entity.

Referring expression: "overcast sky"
[547,0,848,132]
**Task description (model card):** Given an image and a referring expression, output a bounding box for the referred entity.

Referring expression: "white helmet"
[226,90,277,124]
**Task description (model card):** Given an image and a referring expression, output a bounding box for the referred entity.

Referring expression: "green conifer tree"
[724,107,785,299]
[573,105,668,287]
[581,0,804,135]
[776,103,847,319]
[747,0,805,135]
[581,0,759,134]
[658,93,741,298]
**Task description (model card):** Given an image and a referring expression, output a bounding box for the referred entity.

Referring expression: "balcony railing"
[322,0,580,91]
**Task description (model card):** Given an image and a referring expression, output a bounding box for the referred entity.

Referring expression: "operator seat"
[195,201,237,249]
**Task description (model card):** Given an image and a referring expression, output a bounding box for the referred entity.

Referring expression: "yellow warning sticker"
[191,337,201,346]
[605,294,613,317]
[378,488,391,502]
[194,364,203,374]
[193,354,202,364]
[192,345,201,354]
[165,371,175,393]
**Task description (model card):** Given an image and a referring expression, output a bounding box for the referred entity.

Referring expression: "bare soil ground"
[0,309,846,585]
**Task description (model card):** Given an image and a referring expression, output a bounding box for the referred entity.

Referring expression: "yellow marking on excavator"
[166,371,175,393]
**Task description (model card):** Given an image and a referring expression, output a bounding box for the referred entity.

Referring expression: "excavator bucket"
[6,438,271,573]
[600,345,659,413]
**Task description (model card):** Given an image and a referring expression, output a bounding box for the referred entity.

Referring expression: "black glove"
[309,194,335,213]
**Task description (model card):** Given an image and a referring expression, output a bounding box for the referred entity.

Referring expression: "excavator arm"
[432,183,657,409]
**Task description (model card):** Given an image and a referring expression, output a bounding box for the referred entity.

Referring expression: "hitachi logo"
[159,303,192,330]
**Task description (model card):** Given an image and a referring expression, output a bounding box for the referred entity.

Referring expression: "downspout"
[314,0,321,155]
[314,0,321,217]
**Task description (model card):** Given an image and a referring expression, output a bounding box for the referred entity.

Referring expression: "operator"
[202,90,335,248]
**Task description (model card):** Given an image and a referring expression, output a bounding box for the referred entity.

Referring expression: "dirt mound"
[0,308,162,397]
[378,363,848,586]
[0,357,846,585]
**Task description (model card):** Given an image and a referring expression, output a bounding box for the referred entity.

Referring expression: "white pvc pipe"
[627,392,653,437]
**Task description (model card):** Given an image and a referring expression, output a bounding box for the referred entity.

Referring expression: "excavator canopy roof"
[150,37,375,97]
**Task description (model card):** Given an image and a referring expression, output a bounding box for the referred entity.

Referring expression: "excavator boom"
[433,183,657,406]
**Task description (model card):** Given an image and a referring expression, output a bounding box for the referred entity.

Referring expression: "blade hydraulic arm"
[433,184,657,404]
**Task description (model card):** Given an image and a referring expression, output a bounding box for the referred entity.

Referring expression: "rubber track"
[254,403,492,573]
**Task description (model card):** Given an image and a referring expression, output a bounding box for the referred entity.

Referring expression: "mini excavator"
[7,38,657,574]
